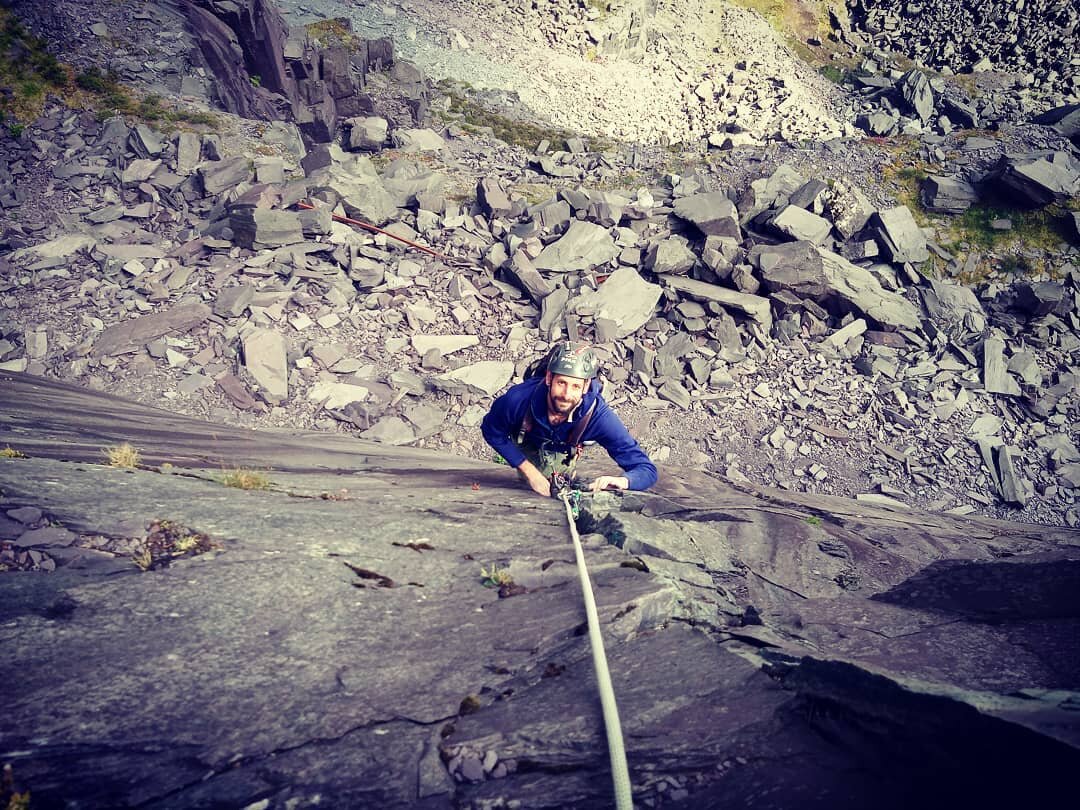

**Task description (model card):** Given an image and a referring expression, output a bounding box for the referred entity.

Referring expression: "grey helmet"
[547,341,599,379]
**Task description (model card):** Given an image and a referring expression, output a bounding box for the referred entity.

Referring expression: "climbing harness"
[560,489,633,810]
[518,398,598,468]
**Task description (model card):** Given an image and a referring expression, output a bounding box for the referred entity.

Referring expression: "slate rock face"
[184,0,283,121]
[182,0,417,143]
[1,374,1078,809]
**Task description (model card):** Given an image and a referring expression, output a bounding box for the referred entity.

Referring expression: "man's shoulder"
[582,380,609,411]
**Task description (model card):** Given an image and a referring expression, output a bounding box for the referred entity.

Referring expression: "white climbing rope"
[561,491,633,810]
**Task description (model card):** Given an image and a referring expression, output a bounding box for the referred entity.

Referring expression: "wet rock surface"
[2,373,1079,808]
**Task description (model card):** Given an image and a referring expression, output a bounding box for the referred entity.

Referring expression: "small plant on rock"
[104,442,141,468]
[2,762,31,810]
[0,446,27,459]
[132,519,218,571]
[480,563,514,588]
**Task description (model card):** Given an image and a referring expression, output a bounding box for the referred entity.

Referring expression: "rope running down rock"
[561,490,633,809]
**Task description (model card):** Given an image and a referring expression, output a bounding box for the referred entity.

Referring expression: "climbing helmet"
[547,341,599,380]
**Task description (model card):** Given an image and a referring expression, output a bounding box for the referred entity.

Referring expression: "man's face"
[546,371,587,415]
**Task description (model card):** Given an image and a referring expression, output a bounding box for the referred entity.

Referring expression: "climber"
[481,341,657,497]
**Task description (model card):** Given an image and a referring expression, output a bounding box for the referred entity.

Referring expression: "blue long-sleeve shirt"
[481,376,658,491]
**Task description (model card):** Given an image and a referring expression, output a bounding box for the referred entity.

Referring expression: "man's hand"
[589,475,629,494]
[518,460,552,497]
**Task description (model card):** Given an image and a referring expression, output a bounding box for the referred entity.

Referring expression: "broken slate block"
[592,267,662,339]
[533,221,619,273]
[769,204,832,245]
[871,205,929,265]
[213,284,256,318]
[431,361,514,397]
[992,150,1080,206]
[13,527,76,548]
[996,445,1031,507]
[920,176,978,214]
[242,328,288,404]
[982,334,1021,396]
[199,156,253,196]
[1013,281,1064,317]
[671,192,741,239]
[411,335,480,356]
[505,251,551,304]
[92,302,212,357]
[216,374,261,411]
[658,381,692,409]
[360,416,417,445]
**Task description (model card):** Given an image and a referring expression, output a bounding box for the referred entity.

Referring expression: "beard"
[548,391,580,415]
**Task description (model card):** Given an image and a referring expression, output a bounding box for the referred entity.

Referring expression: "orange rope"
[295,201,467,265]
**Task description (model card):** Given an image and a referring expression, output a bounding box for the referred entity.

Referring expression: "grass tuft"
[878,145,1076,280]
[437,82,612,152]
[306,18,361,50]
[219,468,273,490]
[104,442,141,468]
[0,9,218,130]
[0,446,27,459]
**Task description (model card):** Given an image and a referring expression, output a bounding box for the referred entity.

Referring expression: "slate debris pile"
[1,95,1078,526]
[839,54,1077,146]
[846,0,1080,102]
[822,5,1079,150]
[281,0,853,147]
[0,0,1078,526]
[0,505,169,576]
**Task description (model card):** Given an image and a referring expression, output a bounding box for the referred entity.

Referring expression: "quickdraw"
[550,471,584,517]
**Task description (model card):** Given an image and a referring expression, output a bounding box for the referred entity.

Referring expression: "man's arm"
[517,458,552,497]
[481,386,554,496]
[588,409,658,491]
[480,392,529,470]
